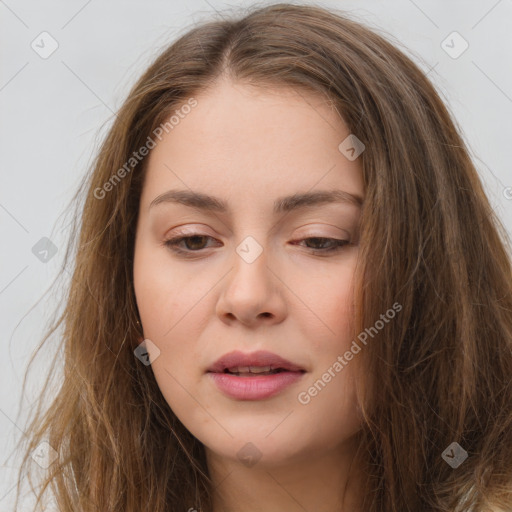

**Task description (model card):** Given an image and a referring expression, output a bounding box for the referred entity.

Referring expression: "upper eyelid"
[167,221,352,235]
[166,229,351,241]
[165,233,351,247]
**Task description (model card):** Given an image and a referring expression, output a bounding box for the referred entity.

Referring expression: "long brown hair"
[13,3,512,511]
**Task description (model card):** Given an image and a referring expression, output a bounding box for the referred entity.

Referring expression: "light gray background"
[1,0,511,508]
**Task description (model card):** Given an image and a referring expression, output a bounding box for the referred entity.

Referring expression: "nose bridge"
[217,232,287,325]
[229,233,271,298]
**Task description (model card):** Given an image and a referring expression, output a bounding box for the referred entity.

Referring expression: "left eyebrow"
[149,189,364,214]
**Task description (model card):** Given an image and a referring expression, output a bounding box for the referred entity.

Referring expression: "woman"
[14,3,512,511]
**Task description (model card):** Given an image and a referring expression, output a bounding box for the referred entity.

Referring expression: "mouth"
[207,349,306,374]
[214,365,305,377]
[206,350,306,400]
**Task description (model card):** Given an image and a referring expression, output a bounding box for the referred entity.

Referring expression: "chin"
[205,437,309,469]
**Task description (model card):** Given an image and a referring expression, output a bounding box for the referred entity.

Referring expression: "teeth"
[248,365,272,373]
[227,365,278,374]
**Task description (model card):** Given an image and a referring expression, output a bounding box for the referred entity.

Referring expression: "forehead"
[140,78,364,212]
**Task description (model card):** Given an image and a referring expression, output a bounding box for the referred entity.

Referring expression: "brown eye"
[164,234,220,256]
[293,237,350,253]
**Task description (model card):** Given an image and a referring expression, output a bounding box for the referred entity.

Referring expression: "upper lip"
[207,350,305,373]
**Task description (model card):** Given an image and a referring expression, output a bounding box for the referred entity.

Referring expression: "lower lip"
[208,371,305,400]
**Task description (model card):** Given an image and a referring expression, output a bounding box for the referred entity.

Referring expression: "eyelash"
[163,234,350,257]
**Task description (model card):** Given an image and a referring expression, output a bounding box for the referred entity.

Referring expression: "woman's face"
[133,78,365,467]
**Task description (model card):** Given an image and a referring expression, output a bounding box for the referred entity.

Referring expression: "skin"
[133,77,366,512]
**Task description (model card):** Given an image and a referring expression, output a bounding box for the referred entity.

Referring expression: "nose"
[216,246,287,328]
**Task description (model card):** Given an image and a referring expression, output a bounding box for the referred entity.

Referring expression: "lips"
[207,350,305,375]
[207,350,306,400]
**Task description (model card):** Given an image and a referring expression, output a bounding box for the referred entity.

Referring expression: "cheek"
[295,258,357,351]
[133,261,205,426]
[292,260,361,433]
[133,242,195,335]
[298,369,363,449]
[133,242,208,398]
